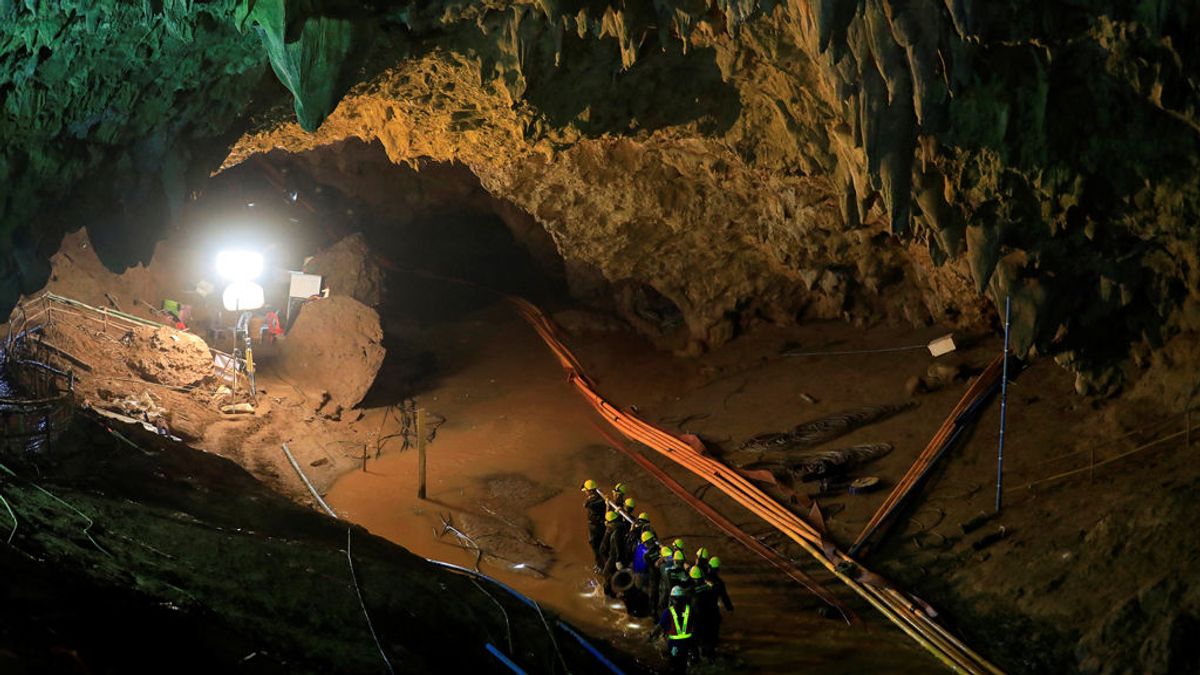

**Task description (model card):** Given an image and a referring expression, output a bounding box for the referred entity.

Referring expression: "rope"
[782,344,928,357]
[1018,407,1193,470]
[1007,428,1189,493]
[471,577,515,657]
[0,461,111,557]
[345,527,395,675]
[283,443,603,673]
[0,490,16,544]
[532,595,570,675]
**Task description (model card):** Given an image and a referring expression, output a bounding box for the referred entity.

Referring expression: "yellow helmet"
[673,538,685,550]
[605,511,618,522]
[623,497,636,510]
[709,557,722,570]
[613,483,627,495]
[672,550,685,562]
[689,565,704,580]
[581,479,597,491]
[660,545,673,557]
[641,530,655,543]
[637,512,650,521]
[696,547,710,559]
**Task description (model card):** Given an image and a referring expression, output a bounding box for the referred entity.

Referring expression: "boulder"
[304,233,383,307]
[277,295,385,412]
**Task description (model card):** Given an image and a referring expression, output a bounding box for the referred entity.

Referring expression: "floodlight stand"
[235,311,257,399]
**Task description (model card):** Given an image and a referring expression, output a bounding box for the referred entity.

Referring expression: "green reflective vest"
[668,605,692,640]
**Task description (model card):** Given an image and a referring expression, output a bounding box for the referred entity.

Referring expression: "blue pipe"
[556,621,627,675]
[486,643,528,674]
[425,559,536,609]
[996,294,1011,512]
[427,560,626,674]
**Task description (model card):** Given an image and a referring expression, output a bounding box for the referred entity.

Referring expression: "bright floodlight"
[223,281,265,311]
[216,249,264,282]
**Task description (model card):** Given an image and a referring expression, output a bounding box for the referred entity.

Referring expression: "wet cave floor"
[323,272,1034,673]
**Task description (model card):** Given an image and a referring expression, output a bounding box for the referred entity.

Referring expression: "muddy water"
[327,302,936,673]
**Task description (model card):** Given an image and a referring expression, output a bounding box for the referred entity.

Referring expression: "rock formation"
[278,294,386,414]
[3,2,1199,376]
[305,232,385,307]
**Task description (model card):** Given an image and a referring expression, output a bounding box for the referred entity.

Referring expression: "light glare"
[216,250,264,282]
[223,281,265,311]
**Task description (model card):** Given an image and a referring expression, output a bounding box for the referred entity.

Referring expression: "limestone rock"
[277,296,385,412]
[304,233,384,307]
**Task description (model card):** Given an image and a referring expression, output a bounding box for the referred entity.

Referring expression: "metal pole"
[417,408,427,499]
[995,295,1011,513]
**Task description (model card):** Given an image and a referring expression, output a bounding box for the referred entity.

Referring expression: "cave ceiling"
[2,1,1197,386]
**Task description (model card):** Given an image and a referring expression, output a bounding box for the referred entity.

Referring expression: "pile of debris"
[30,320,221,440]
[728,403,913,497]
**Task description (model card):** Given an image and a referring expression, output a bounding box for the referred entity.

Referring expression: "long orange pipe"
[852,356,1004,554]
[587,420,856,623]
[508,297,1003,674]
[370,266,1001,673]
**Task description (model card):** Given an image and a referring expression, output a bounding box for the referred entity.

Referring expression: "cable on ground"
[345,527,395,675]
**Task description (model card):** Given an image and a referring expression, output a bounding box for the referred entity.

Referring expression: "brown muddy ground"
[327,282,952,674]
[328,272,1200,674]
[18,224,1200,673]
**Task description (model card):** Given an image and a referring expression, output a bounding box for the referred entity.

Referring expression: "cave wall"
[0,1,272,311]
[222,0,1200,377]
[3,1,1198,383]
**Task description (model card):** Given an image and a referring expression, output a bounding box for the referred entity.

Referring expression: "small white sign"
[927,334,957,357]
[288,272,323,299]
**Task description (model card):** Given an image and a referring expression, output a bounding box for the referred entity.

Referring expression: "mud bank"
[0,415,628,674]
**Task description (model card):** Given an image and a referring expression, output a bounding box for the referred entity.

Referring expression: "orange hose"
[852,356,1004,553]
[373,267,1001,673]
[510,297,1003,675]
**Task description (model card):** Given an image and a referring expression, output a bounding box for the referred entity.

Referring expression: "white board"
[288,272,323,299]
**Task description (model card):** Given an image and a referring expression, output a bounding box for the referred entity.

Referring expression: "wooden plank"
[417,408,427,500]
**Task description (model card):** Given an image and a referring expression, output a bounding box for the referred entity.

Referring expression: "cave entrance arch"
[218,139,573,405]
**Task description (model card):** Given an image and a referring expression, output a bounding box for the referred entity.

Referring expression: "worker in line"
[580,479,606,568]
[613,562,651,617]
[611,483,628,506]
[708,557,734,612]
[651,544,673,614]
[642,538,664,596]
[631,530,656,590]
[694,547,712,575]
[635,511,653,535]
[672,538,686,556]
[694,557,733,660]
[650,586,696,674]
[656,548,680,616]
[624,506,649,555]
[685,563,705,594]
[613,506,632,565]
[600,511,628,596]
[659,550,690,614]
